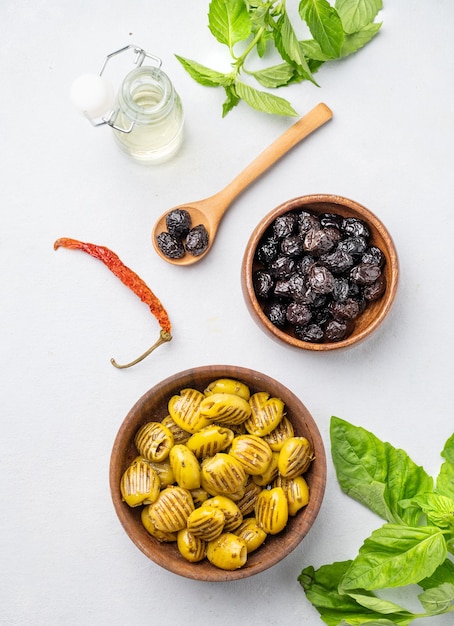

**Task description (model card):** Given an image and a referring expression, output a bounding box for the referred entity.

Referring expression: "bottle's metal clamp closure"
[90,45,162,134]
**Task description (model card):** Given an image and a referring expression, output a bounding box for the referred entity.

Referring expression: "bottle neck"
[117,66,175,124]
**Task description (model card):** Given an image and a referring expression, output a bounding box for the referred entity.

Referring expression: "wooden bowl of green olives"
[242,194,398,350]
[109,365,326,581]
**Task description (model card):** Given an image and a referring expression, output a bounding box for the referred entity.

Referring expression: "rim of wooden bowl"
[109,365,326,581]
[241,194,399,351]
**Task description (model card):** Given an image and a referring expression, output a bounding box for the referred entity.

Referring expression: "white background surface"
[1,2,453,625]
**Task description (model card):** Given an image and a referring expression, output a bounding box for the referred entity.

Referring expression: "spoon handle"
[216,102,333,206]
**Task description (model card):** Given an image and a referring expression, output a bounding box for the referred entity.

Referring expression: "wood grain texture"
[109,365,326,581]
[241,194,399,351]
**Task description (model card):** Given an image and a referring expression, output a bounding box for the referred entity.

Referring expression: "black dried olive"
[350,262,382,285]
[295,254,315,276]
[363,274,387,301]
[287,273,307,301]
[362,246,386,267]
[274,279,292,299]
[294,286,318,306]
[280,234,304,258]
[264,301,287,327]
[319,247,354,274]
[156,232,186,259]
[185,224,209,256]
[273,214,297,238]
[337,236,368,259]
[270,255,295,279]
[286,302,312,325]
[324,319,354,342]
[332,277,350,302]
[307,264,335,294]
[341,217,370,238]
[253,270,274,299]
[257,235,279,266]
[294,323,324,343]
[320,213,342,229]
[328,298,361,321]
[165,209,192,238]
[303,228,338,256]
[297,211,319,234]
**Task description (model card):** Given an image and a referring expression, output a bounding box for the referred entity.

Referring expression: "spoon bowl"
[152,103,333,266]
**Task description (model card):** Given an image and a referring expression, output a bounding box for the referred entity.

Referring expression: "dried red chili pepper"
[54,237,172,369]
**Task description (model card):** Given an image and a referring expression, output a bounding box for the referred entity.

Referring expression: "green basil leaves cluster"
[175,0,383,117]
[299,416,454,625]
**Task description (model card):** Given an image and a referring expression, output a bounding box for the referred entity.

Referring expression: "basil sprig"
[176,0,383,116]
[299,417,454,624]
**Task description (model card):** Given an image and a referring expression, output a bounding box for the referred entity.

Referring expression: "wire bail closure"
[91,45,162,134]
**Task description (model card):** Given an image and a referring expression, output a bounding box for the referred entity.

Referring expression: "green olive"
[229,434,273,475]
[186,506,225,541]
[200,393,251,425]
[255,487,288,535]
[201,495,243,532]
[134,421,174,462]
[234,517,267,553]
[186,424,234,458]
[278,436,314,478]
[204,378,251,401]
[201,453,248,498]
[245,392,285,436]
[120,457,160,507]
[169,444,201,490]
[168,388,211,434]
[274,474,309,516]
[263,415,295,451]
[177,528,207,562]
[147,486,194,533]
[206,533,248,570]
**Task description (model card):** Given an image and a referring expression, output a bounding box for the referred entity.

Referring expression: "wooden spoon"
[152,102,333,266]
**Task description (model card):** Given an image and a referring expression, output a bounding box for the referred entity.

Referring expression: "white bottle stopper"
[70,74,115,119]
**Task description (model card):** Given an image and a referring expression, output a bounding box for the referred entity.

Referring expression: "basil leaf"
[335,0,382,35]
[300,23,381,63]
[273,13,317,84]
[418,582,454,615]
[340,22,382,57]
[250,63,296,88]
[340,524,448,592]
[419,558,454,590]
[299,0,344,59]
[300,39,330,62]
[436,433,454,499]
[299,561,378,625]
[208,0,252,48]
[346,591,413,616]
[175,55,232,87]
[330,417,433,525]
[222,85,240,117]
[234,80,298,116]
[299,562,414,626]
[255,28,272,58]
[411,492,454,530]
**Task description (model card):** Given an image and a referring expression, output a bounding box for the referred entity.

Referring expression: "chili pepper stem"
[111,330,172,369]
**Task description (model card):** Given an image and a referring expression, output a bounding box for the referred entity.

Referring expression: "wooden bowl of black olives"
[242,194,398,350]
[109,365,326,581]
